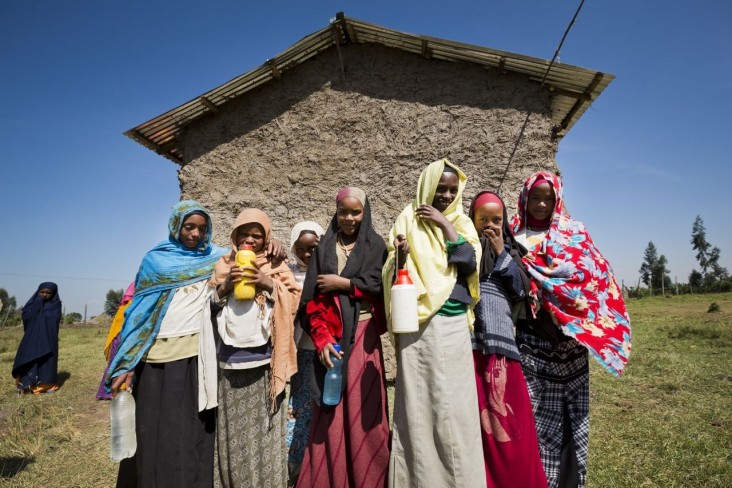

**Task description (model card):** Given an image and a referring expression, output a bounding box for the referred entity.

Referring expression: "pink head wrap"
[121,281,135,304]
[473,192,504,210]
[336,186,366,207]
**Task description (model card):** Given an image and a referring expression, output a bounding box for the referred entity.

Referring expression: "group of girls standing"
[98,157,630,488]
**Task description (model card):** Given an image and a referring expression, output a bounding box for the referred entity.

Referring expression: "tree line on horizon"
[632,215,729,297]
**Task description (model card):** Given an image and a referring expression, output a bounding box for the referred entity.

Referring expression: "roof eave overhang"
[126,12,614,164]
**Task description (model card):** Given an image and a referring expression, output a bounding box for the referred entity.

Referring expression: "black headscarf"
[299,195,387,404]
[12,282,62,378]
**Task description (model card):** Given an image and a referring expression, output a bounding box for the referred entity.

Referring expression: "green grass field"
[1,293,730,487]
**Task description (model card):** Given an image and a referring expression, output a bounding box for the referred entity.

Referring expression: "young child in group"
[285,221,324,487]
[384,159,485,488]
[297,187,390,488]
[468,190,547,488]
[209,208,300,488]
[510,171,631,488]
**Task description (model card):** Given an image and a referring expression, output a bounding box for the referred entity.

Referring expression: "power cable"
[495,0,587,193]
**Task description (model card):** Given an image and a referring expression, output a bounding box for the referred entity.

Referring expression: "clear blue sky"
[2,1,730,317]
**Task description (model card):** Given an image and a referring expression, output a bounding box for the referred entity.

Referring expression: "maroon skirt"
[297,317,390,488]
[473,351,547,488]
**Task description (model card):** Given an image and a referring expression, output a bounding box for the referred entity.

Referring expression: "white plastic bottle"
[110,388,137,461]
[391,269,419,333]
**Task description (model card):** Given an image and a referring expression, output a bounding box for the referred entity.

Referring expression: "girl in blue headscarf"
[12,282,62,394]
[107,200,229,488]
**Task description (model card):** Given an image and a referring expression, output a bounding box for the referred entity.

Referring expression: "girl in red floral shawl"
[510,171,631,488]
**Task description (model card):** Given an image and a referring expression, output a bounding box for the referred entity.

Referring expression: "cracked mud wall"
[178,43,559,248]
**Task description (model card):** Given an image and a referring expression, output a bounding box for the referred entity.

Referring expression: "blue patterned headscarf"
[105,201,228,390]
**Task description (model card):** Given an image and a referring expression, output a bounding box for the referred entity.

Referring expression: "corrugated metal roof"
[125,13,614,164]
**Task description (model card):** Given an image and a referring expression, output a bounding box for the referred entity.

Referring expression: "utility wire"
[540,0,586,87]
[496,0,587,193]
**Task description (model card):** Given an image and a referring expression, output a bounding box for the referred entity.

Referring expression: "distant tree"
[639,242,658,292]
[652,254,672,294]
[691,216,711,277]
[0,288,20,327]
[104,288,124,317]
[706,247,729,286]
[690,216,728,290]
[64,312,83,324]
[689,269,703,290]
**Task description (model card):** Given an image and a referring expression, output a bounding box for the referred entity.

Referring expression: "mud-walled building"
[126,13,613,248]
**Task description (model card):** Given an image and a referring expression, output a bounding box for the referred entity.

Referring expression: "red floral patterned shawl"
[510,171,631,377]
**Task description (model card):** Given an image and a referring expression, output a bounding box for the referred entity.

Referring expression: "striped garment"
[471,249,525,360]
[297,316,390,488]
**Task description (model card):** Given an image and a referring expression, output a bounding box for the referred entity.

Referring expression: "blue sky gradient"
[2,1,730,316]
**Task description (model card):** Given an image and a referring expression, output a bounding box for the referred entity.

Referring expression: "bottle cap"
[238,244,253,250]
[395,269,414,285]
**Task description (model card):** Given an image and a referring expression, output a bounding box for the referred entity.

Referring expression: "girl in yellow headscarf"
[384,158,486,488]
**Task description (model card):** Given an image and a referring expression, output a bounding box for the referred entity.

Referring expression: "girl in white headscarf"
[284,221,324,486]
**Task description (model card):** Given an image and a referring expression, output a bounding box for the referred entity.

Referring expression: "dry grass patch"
[0,325,116,486]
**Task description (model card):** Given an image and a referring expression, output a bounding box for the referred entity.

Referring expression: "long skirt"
[473,351,547,488]
[215,365,287,488]
[297,317,390,488]
[389,314,486,488]
[14,352,59,394]
[286,349,316,485]
[116,357,215,488]
[517,330,590,488]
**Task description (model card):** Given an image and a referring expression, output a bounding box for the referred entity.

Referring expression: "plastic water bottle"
[322,344,343,406]
[234,244,257,300]
[110,388,137,461]
[391,268,419,333]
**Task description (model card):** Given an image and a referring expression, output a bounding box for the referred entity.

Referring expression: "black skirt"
[117,356,215,488]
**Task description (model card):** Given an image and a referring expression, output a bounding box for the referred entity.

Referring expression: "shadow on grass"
[0,456,34,479]
[57,371,71,387]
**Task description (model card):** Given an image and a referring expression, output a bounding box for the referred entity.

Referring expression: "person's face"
[236,223,267,252]
[294,232,319,266]
[38,288,54,301]
[336,197,364,237]
[473,202,503,235]
[179,214,208,250]
[432,172,459,213]
[526,182,556,223]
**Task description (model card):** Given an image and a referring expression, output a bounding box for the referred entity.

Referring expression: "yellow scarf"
[383,158,481,332]
[104,301,132,360]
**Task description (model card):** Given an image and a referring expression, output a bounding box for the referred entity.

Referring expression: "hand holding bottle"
[319,342,343,368]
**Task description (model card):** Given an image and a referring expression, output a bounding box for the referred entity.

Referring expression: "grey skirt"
[389,313,486,488]
[214,365,287,488]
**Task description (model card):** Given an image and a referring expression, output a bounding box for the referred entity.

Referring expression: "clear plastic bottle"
[234,244,257,300]
[322,344,343,406]
[110,387,137,461]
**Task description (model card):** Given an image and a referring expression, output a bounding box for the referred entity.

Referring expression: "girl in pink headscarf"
[510,171,631,488]
[469,191,547,488]
[297,187,390,488]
